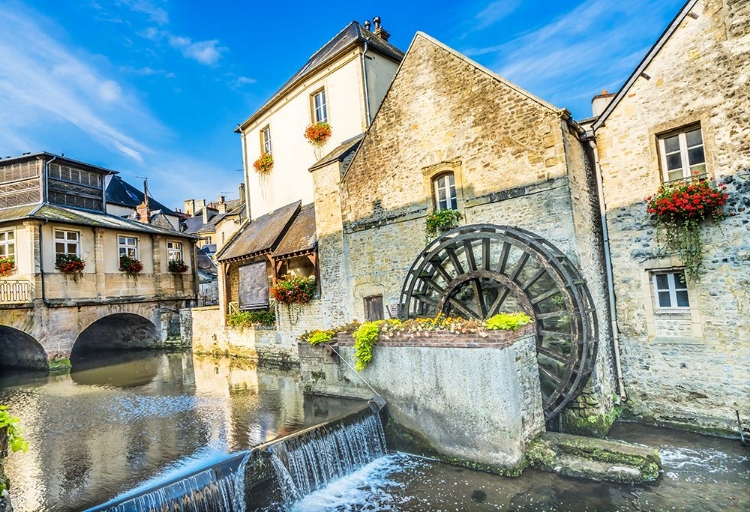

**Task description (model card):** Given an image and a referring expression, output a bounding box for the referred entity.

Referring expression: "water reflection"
[0,351,363,512]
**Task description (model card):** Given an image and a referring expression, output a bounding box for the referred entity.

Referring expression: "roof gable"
[106,176,176,215]
[593,0,699,130]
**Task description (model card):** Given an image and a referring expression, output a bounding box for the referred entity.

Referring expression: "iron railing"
[0,280,34,304]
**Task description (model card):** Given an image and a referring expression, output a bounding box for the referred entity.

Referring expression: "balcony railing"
[0,280,34,304]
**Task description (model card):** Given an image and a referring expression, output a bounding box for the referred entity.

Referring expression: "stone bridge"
[0,299,187,370]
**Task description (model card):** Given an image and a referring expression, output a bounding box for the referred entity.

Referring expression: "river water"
[1,350,748,511]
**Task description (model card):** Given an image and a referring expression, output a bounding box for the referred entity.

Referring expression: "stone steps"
[525,432,661,484]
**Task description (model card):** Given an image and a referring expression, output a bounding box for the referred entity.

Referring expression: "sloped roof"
[106,176,177,215]
[593,0,699,130]
[217,201,301,262]
[309,133,365,173]
[0,203,197,238]
[0,152,118,175]
[236,22,404,132]
[273,203,317,259]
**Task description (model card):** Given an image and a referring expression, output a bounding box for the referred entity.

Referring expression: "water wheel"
[399,224,598,421]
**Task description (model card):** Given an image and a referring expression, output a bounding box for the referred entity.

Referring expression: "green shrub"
[0,405,28,454]
[353,321,382,371]
[425,209,462,239]
[227,309,276,330]
[307,330,335,345]
[484,312,532,331]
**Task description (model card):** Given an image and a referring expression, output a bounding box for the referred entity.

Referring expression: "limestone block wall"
[299,326,544,469]
[595,0,750,432]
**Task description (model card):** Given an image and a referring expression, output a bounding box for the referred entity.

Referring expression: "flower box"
[168,259,189,273]
[304,122,332,147]
[0,257,15,277]
[271,275,316,305]
[253,152,273,173]
[120,255,144,275]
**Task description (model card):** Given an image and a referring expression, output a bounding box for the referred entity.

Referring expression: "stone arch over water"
[0,326,49,370]
[71,313,160,356]
[400,224,599,421]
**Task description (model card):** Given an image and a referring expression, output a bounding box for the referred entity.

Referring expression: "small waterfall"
[268,407,388,507]
[89,452,250,512]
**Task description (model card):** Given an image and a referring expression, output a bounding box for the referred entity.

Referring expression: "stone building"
[0,152,198,369]
[591,0,749,433]
[308,33,618,429]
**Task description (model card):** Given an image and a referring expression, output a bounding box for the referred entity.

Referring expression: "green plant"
[253,152,274,173]
[119,255,144,275]
[304,122,332,147]
[485,312,532,331]
[425,209,462,239]
[168,259,189,273]
[307,330,335,345]
[0,405,29,454]
[227,309,276,329]
[646,178,729,278]
[353,321,382,371]
[0,256,15,277]
[271,274,316,305]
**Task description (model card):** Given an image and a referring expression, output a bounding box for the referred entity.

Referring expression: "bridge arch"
[71,313,160,356]
[400,224,599,422]
[0,326,49,370]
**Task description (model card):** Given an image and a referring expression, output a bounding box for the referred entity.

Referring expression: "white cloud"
[230,76,257,88]
[0,4,158,162]
[123,0,169,25]
[475,0,521,30]
[168,36,225,66]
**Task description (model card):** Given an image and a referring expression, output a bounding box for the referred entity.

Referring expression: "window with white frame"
[261,126,272,154]
[433,173,457,210]
[54,230,80,256]
[652,271,690,309]
[167,241,183,262]
[119,235,139,259]
[312,89,328,123]
[0,231,14,259]
[659,126,706,181]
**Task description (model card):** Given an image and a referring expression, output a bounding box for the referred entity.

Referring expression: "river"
[1,350,748,511]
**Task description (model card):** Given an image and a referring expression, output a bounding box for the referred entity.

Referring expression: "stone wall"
[299,326,544,470]
[595,0,750,433]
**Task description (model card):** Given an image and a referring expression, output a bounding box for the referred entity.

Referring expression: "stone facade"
[310,33,616,429]
[594,0,750,433]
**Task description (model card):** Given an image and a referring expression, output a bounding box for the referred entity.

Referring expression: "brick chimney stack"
[136,178,150,224]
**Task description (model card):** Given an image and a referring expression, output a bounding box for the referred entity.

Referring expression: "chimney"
[195,199,206,218]
[372,16,390,42]
[592,89,617,117]
[202,206,209,225]
[217,195,227,214]
[136,201,150,224]
[184,199,195,216]
[238,183,246,204]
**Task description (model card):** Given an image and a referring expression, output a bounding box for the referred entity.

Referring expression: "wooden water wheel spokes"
[400,224,598,421]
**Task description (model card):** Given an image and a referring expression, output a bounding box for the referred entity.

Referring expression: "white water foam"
[289,453,427,512]
[660,446,750,483]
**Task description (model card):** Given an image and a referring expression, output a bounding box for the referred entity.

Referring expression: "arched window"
[433,172,457,210]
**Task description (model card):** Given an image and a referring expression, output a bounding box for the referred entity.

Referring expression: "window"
[652,271,689,309]
[119,235,139,259]
[659,126,706,181]
[311,89,328,123]
[433,173,457,210]
[364,295,384,321]
[260,126,272,154]
[167,241,183,262]
[54,230,80,256]
[0,231,14,258]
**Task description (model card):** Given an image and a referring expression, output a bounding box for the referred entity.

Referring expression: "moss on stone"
[562,406,621,438]
[48,357,71,374]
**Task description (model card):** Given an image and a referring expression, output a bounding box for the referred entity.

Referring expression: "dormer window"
[261,126,272,154]
[311,89,328,123]
[433,172,457,210]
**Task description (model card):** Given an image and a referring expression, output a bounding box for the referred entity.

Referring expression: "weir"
[86,402,386,511]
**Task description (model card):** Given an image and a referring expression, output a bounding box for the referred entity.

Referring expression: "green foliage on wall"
[0,405,28,454]
[484,312,532,331]
[227,309,276,330]
[353,321,382,371]
[307,330,335,345]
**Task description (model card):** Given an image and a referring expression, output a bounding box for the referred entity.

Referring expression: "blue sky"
[0,0,686,210]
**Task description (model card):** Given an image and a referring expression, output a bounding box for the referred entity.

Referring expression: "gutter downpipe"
[39,155,57,306]
[588,137,627,403]
[361,38,372,126]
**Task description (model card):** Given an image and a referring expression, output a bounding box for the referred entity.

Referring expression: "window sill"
[654,308,691,316]
[650,336,704,345]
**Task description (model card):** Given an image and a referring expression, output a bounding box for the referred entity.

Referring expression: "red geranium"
[304,122,332,147]
[271,275,316,305]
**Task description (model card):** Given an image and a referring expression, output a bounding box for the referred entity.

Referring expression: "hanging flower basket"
[271,275,316,305]
[0,257,15,277]
[425,209,462,239]
[55,254,85,281]
[646,178,729,278]
[304,122,332,147]
[168,259,189,273]
[253,152,274,174]
[120,255,144,275]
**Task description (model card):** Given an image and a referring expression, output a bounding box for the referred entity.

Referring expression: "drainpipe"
[588,138,627,403]
[361,39,372,127]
